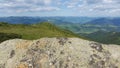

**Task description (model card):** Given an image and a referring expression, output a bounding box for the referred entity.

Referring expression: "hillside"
[0,33,22,43]
[81,31,120,45]
[57,17,120,34]
[0,38,120,68]
[0,22,79,42]
[1,17,120,34]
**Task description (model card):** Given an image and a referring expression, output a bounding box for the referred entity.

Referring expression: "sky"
[0,0,120,17]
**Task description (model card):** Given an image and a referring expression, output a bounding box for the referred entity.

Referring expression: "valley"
[0,17,120,45]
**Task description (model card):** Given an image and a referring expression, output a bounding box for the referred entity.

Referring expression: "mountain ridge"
[0,22,80,42]
[0,17,94,24]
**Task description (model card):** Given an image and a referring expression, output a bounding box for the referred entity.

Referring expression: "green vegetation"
[1,22,119,45]
[0,33,22,43]
[57,23,120,45]
[58,23,119,34]
[0,22,80,42]
[82,31,120,45]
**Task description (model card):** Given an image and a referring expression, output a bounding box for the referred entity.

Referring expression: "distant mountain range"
[0,16,120,28]
[0,16,120,34]
[85,18,120,26]
[0,16,95,24]
[56,17,120,33]
[0,16,120,45]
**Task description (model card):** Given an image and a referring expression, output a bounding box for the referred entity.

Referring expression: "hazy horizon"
[0,15,119,18]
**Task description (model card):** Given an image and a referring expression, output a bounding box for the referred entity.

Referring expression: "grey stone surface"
[0,38,120,68]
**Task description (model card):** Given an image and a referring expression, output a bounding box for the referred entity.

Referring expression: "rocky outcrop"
[0,38,120,68]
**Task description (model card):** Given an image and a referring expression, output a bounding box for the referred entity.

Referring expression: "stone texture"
[0,38,120,68]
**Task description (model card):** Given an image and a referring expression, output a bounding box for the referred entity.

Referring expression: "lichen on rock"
[0,38,120,68]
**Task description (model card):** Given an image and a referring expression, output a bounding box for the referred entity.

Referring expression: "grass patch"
[0,22,80,42]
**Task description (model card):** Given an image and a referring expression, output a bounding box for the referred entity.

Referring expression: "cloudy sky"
[0,0,120,17]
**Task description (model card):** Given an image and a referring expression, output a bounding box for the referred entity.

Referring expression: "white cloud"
[0,0,120,16]
[103,0,113,3]
[74,0,120,15]
[0,0,59,13]
[43,0,52,5]
[29,6,60,12]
